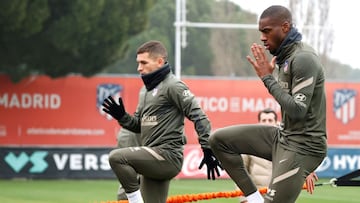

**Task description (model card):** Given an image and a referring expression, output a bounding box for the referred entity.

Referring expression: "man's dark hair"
[257,108,278,122]
[260,5,292,25]
[136,40,168,61]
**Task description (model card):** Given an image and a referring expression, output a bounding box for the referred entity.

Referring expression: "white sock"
[246,190,264,203]
[126,190,144,203]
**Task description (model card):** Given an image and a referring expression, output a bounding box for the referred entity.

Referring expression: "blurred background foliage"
[0,0,359,82]
[0,0,153,82]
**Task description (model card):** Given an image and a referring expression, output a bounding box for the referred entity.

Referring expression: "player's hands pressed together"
[102,96,126,121]
[246,43,276,78]
[199,148,223,180]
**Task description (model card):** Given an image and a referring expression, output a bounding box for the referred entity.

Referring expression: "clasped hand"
[198,148,223,180]
[102,96,126,120]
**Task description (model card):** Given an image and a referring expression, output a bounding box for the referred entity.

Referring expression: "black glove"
[102,96,126,120]
[198,148,223,180]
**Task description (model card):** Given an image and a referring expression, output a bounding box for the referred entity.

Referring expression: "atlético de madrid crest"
[333,89,357,124]
[97,84,123,120]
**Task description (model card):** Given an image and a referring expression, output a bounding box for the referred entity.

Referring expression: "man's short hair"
[257,108,277,122]
[136,40,168,61]
[260,5,292,25]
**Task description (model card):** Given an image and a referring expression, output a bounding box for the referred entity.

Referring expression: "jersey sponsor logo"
[294,93,307,102]
[265,188,276,201]
[96,84,123,120]
[141,115,158,126]
[278,80,289,91]
[333,89,357,124]
[182,90,193,97]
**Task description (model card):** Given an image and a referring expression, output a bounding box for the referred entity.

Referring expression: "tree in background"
[288,0,334,76]
[105,0,177,74]
[106,0,257,77]
[179,0,214,76]
[209,1,258,77]
[1,0,358,81]
[106,0,215,76]
[0,0,153,82]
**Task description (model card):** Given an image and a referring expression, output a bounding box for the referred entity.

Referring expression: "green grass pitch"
[0,178,358,202]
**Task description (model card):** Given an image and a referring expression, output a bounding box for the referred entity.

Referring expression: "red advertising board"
[0,74,142,146]
[0,74,359,147]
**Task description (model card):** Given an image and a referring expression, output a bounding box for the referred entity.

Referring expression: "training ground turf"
[0,178,358,202]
